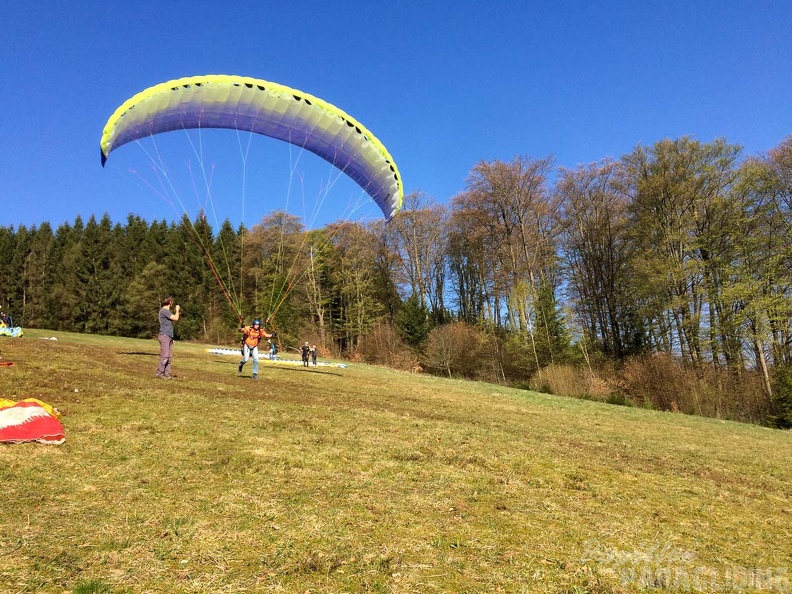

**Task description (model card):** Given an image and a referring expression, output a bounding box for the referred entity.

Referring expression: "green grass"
[1,329,790,593]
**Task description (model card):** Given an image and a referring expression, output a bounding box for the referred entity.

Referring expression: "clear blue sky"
[3,1,791,230]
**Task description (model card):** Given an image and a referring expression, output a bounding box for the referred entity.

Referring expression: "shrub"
[620,353,688,411]
[619,353,772,424]
[422,322,485,379]
[528,357,772,423]
[530,364,618,403]
[354,322,418,371]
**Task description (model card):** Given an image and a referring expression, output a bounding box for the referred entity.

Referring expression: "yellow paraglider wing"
[100,74,403,219]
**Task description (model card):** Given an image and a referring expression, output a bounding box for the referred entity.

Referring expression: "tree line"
[3,135,792,427]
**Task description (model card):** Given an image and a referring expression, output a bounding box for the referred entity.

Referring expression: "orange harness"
[241,326,268,348]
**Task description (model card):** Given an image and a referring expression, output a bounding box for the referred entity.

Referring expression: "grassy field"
[1,329,790,593]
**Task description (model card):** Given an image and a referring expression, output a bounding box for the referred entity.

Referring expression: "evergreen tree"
[533,279,573,365]
[0,227,18,316]
[123,261,169,338]
[9,225,31,324]
[396,293,432,350]
[106,216,153,335]
[161,215,210,339]
[48,218,83,331]
[209,219,244,336]
[24,223,55,328]
[142,219,170,267]
[74,214,117,334]
[770,365,792,429]
[116,214,153,279]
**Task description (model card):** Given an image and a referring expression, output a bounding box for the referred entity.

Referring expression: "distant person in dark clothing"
[301,342,311,367]
[310,344,317,367]
[156,297,180,379]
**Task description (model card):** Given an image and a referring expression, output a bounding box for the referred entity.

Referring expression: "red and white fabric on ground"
[0,399,65,444]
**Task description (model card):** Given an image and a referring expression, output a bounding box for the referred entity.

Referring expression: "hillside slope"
[1,330,790,593]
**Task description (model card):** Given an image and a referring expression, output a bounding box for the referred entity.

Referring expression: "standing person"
[310,344,318,367]
[238,319,273,379]
[269,339,278,361]
[301,342,311,367]
[156,297,180,379]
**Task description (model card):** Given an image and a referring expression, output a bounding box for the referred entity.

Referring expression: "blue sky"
[3,1,791,230]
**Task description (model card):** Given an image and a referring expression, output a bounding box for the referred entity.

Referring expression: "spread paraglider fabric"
[100,74,404,220]
[0,399,65,444]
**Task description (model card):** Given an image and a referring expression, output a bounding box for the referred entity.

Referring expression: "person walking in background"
[238,319,273,379]
[156,297,180,379]
[301,342,311,367]
[310,344,317,367]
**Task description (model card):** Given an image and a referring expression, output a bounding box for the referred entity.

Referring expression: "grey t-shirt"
[159,307,174,338]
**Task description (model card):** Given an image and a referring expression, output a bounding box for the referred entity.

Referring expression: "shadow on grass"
[212,357,345,377]
[269,366,344,378]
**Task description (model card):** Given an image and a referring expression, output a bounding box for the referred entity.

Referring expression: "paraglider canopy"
[99,74,403,220]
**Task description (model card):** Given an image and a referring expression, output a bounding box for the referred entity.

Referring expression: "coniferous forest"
[3,135,792,428]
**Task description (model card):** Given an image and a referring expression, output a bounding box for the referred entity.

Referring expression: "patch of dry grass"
[1,330,790,593]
